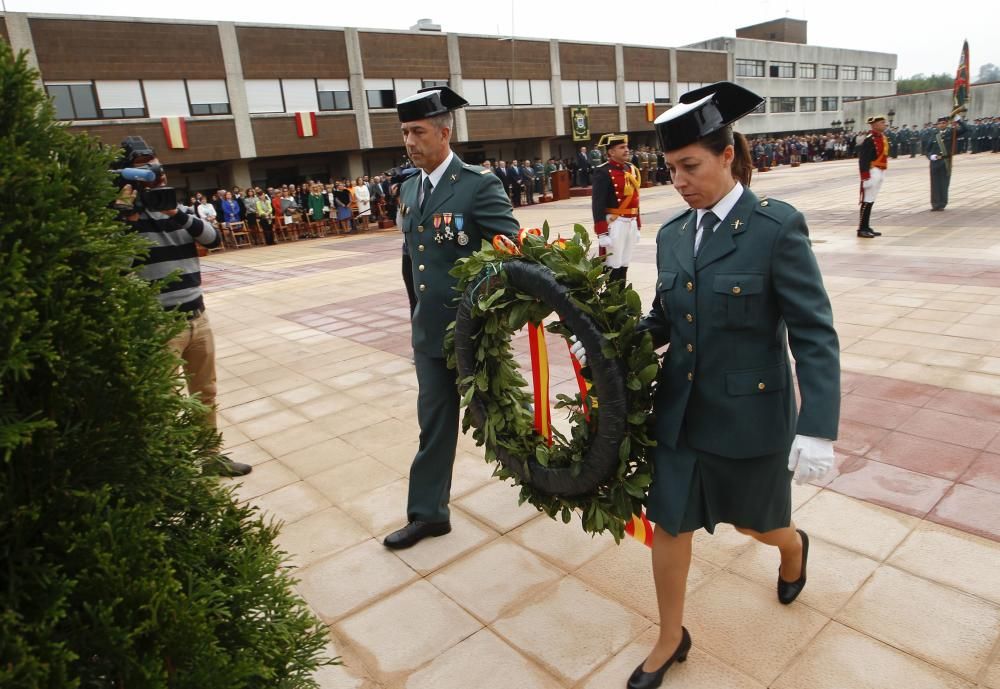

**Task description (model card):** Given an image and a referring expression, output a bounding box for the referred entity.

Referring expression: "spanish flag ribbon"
[624,511,654,547]
[527,322,552,445]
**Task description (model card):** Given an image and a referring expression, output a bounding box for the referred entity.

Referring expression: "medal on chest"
[433,213,444,244]
[455,213,469,246]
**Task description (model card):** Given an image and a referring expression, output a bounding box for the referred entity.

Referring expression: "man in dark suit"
[495,160,512,201]
[383,87,519,550]
[575,146,591,187]
[508,159,523,207]
[520,160,536,204]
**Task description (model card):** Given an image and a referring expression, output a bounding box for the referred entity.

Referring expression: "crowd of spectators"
[185,176,398,250]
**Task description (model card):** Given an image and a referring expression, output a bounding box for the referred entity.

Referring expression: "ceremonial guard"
[924,114,968,211]
[383,87,519,549]
[856,114,889,238]
[575,82,839,689]
[591,133,642,283]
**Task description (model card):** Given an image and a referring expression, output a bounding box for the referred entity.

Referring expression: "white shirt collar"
[696,181,744,231]
[421,150,455,192]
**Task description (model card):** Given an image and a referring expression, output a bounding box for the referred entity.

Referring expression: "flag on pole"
[160,116,188,149]
[645,102,655,122]
[953,40,970,115]
[295,111,318,138]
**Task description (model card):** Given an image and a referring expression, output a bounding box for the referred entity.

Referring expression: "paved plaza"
[208,154,1000,689]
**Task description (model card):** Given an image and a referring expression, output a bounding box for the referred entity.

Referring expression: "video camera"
[111,136,178,214]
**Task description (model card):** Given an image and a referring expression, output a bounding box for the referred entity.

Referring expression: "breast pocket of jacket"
[712,273,765,330]
[656,270,678,316]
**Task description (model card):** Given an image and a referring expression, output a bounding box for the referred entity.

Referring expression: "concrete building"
[842,81,1000,129]
[686,18,897,135]
[0,12,728,193]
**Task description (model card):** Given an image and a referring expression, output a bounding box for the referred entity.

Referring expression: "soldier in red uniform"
[856,114,889,238]
[591,133,642,282]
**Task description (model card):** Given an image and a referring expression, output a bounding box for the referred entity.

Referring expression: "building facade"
[842,81,1000,129]
[686,18,897,135]
[1,12,729,193]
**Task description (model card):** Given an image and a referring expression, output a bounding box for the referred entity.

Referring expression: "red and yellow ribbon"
[527,322,552,445]
[624,511,654,547]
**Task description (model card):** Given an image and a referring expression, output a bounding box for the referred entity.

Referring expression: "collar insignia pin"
[732,219,742,230]
[450,174,458,182]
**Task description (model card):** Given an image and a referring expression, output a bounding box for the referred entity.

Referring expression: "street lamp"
[845,118,855,131]
[831,119,842,131]
[887,109,896,127]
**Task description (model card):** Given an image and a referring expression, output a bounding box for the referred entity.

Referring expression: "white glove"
[597,233,612,249]
[569,335,588,367]
[787,434,835,485]
[954,114,962,122]
[930,154,939,161]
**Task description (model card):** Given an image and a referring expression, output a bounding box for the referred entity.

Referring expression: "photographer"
[115,136,251,477]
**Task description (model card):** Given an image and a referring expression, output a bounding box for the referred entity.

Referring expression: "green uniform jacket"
[641,187,840,458]
[400,154,519,357]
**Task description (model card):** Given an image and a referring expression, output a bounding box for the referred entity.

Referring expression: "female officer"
[575,82,840,689]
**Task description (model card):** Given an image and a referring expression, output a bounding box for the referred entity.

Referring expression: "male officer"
[575,146,592,187]
[591,133,642,283]
[856,115,889,238]
[384,87,519,549]
[925,114,968,211]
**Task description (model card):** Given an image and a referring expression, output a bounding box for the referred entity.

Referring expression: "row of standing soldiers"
[885,117,1000,157]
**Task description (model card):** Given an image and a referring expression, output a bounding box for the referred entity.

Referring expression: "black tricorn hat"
[936,115,950,123]
[653,81,763,152]
[396,85,469,122]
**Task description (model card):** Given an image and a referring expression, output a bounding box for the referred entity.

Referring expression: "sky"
[6,0,998,79]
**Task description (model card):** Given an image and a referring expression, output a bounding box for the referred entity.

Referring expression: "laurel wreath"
[444,223,659,540]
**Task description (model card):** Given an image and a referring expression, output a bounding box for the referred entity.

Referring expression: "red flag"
[953,40,970,115]
[161,116,188,149]
[295,111,318,138]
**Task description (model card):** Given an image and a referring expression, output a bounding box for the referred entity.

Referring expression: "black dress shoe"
[627,627,691,689]
[868,228,882,236]
[857,229,877,238]
[383,520,451,550]
[778,529,809,605]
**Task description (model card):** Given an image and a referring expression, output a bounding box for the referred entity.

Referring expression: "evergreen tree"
[0,43,330,688]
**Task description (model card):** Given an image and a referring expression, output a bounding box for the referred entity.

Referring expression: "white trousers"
[605,216,640,269]
[862,167,885,203]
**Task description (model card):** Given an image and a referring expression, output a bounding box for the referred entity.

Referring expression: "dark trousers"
[402,251,417,316]
[930,159,951,210]
[259,216,275,245]
[408,353,460,523]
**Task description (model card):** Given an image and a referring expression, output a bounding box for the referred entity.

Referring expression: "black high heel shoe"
[777,529,809,605]
[626,627,691,689]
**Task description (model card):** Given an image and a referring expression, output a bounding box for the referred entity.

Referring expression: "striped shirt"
[132,209,220,313]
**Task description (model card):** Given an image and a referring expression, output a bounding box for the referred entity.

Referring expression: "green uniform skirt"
[645,429,793,536]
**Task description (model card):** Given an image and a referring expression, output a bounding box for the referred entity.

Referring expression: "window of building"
[842,95,859,103]
[561,80,581,105]
[143,80,189,117]
[186,79,230,115]
[770,96,796,113]
[510,79,531,105]
[282,79,320,112]
[798,63,816,79]
[841,65,857,80]
[485,79,510,106]
[246,79,284,113]
[676,82,707,98]
[821,96,839,111]
[769,61,795,78]
[95,80,147,118]
[799,96,816,112]
[597,80,616,105]
[876,68,892,81]
[530,80,551,105]
[625,81,669,103]
[393,79,422,104]
[578,80,599,104]
[317,78,351,111]
[860,67,874,81]
[422,79,449,89]
[653,81,670,104]
[819,64,838,79]
[46,82,99,120]
[735,59,765,77]
[465,79,487,106]
[364,78,396,109]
